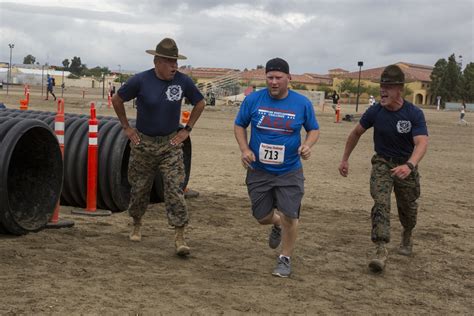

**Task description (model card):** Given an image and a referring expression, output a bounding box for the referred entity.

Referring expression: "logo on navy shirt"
[257,107,295,134]
[166,85,183,101]
[396,120,412,133]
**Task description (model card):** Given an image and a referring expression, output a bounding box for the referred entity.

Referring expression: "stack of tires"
[0,108,192,212]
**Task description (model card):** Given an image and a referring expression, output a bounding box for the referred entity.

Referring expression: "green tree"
[429,58,448,103]
[317,85,334,97]
[116,73,132,83]
[62,59,70,70]
[291,83,307,90]
[83,66,110,78]
[337,78,358,94]
[403,86,413,98]
[365,85,380,98]
[69,56,83,75]
[460,62,474,102]
[440,54,462,101]
[23,54,36,64]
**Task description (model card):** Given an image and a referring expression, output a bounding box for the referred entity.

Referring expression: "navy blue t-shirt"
[359,100,428,158]
[118,69,203,136]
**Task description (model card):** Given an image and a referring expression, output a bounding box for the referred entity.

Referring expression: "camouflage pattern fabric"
[128,135,188,227]
[369,155,420,243]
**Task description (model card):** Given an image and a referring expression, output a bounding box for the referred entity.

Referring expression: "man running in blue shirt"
[234,58,320,277]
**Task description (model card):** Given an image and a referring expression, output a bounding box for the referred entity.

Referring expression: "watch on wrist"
[184,125,192,132]
[406,162,415,171]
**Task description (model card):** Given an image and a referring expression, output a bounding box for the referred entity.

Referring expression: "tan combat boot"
[398,229,413,256]
[129,218,142,242]
[369,242,388,272]
[175,226,190,256]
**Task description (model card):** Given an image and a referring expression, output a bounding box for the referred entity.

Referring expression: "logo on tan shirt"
[166,85,183,101]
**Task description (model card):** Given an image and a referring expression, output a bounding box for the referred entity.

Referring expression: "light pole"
[41,65,45,97]
[118,64,122,86]
[7,43,14,95]
[355,61,363,112]
[61,68,65,97]
[102,72,105,99]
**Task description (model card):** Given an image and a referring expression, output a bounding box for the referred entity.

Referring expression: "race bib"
[259,143,285,165]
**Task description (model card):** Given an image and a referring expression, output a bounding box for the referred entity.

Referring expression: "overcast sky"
[0,0,472,74]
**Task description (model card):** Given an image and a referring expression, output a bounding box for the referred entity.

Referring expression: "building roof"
[179,67,239,79]
[340,62,433,83]
[304,73,333,85]
[240,68,325,86]
[328,68,349,73]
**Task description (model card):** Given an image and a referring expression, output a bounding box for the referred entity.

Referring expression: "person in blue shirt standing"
[338,65,429,273]
[45,74,56,101]
[112,38,205,256]
[234,58,320,278]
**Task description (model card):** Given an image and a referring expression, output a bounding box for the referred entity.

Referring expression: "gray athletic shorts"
[245,168,304,220]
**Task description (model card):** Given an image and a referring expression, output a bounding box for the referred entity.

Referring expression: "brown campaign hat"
[146,38,187,60]
[379,64,405,85]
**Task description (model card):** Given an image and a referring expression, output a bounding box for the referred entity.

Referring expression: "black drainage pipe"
[0,116,63,235]
[0,108,192,212]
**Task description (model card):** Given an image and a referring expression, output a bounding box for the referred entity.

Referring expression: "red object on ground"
[335,103,341,123]
[86,102,99,212]
[182,111,190,124]
[50,99,65,223]
[46,98,75,229]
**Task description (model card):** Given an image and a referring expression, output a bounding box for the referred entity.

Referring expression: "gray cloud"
[0,0,472,74]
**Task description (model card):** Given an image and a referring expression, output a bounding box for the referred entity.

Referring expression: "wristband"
[406,162,415,171]
[184,125,192,132]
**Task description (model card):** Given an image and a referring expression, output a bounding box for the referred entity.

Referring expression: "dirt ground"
[1,86,473,315]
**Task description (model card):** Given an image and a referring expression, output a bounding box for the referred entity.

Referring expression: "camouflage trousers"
[370,155,420,243]
[128,132,188,227]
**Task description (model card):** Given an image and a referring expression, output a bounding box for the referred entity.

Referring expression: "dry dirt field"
[1,86,473,315]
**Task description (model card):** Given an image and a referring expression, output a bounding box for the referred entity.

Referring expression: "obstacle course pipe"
[0,108,192,212]
[0,116,63,235]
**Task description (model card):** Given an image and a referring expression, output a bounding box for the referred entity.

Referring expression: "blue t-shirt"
[235,89,319,175]
[47,77,53,89]
[359,101,428,158]
[118,69,203,136]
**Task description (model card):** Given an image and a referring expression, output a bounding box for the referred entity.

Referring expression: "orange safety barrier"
[335,103,341,123]
[46,98,75,229]
[72,102,111,216]
[181,111,190,124]
[19,99,28,111]
[87,103,99,211]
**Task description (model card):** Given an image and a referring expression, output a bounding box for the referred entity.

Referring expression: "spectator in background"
[45,74,56,101]
[331,90,340,112]
[459,101,468,125]
[369,95,376,107]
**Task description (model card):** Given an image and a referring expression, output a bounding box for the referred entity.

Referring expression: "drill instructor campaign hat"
[379,64,405,85]
[146,38,187,60]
